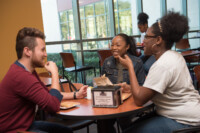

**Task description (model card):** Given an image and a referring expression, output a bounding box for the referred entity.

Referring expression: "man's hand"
[44,61,58,76]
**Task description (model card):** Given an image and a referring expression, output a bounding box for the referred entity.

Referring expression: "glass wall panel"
[68,10,73,21]
[83,51,99,84]
[60,23,68,40]
[83,40,110,50]
[79,0,110,39]
[79,6,84,17]
[118,0,131,10]
[167,0,181,13]
[68,22,75,40]
[85,4,94,18]
[59,9,75,40]
[97,40,111,49]
[96,16,106,37]
[119,10,132,34]
[60,11,67,22]
[188,0,200,30]
[86,18,96,38]
[114,0,133,35]
[95,1,105,15]
[83,41,97,50]
[143,0,161,26]
[81,19,87,38]
[41,0,200,84]
[187,0,200,49]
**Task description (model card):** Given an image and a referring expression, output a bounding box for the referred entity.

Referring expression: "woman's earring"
[152,44,161,55]
[151,43,157,47]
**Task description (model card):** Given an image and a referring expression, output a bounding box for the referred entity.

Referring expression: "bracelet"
[73,91,77,99]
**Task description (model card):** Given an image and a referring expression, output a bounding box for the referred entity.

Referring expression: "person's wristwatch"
[73,91,77,99]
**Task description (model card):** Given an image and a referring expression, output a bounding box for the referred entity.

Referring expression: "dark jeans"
[123,112,192,133]
[28,121,72,133]
[103,115,139,133]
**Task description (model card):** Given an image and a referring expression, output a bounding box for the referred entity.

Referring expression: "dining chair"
[46,82,96,133]
[38,72,96,133]
[193,65,200,92]
[60,52,96,84]
[97,49,112,75]
[38,72,66,92]
[175,38,200,70]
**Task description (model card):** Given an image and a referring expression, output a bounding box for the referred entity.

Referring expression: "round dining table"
[56,97,153,133]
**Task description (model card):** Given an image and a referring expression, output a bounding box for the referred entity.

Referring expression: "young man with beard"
[0,27,72,133]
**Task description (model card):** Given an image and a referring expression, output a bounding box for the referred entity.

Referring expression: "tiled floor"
[73,122,120,133]
[74,123,97,133]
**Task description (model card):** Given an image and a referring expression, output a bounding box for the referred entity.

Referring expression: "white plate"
[60,102,80,110]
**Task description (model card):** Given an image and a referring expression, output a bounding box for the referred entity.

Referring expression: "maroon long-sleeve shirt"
[0,61,63,133]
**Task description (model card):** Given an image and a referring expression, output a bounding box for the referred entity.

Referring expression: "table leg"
[97,119,117,133]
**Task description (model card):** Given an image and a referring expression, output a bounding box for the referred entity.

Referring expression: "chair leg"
[99,61,101,76]
[81,71,86,85]
[99,66,101,76]
[62,64,65,78]
[75,71,77,83]
[81,71,83,83]
[116,121,120,133]
[59,78,65,92]
[94,67,96,77]
[87,125,89,133]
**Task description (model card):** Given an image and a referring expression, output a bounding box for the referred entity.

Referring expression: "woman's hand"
[117,55,134,70]
[118,82,131,93]
[76,85,88,99]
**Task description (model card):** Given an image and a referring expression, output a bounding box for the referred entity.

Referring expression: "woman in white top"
[119,11,200,133]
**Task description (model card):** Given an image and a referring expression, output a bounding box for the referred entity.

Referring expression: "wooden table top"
[56,97,153,120]
[181,50,200,57]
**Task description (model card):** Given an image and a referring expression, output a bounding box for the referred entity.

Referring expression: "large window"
[41,0,200,84]
[187,0,200,49]
[143,0,161,26]
[77,0,110,39]
[167,0,182,13]
[114,0,133,35]
[59,10,75,40]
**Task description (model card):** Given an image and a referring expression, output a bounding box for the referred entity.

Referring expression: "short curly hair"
[151,11,189,49]
[137,12,149,25]
[16,27,45,59]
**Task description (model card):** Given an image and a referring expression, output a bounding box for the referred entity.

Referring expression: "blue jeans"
[28,121,72,133]
[123,113,192,133]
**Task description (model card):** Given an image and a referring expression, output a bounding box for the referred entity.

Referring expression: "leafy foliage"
[47,52,100,85]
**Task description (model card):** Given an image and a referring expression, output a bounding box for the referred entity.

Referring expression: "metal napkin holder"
[91,85,122,108]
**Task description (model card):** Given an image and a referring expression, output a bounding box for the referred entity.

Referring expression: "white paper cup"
[87,87,92,99]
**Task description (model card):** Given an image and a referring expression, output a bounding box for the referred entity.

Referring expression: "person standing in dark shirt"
[138,12,156,74]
